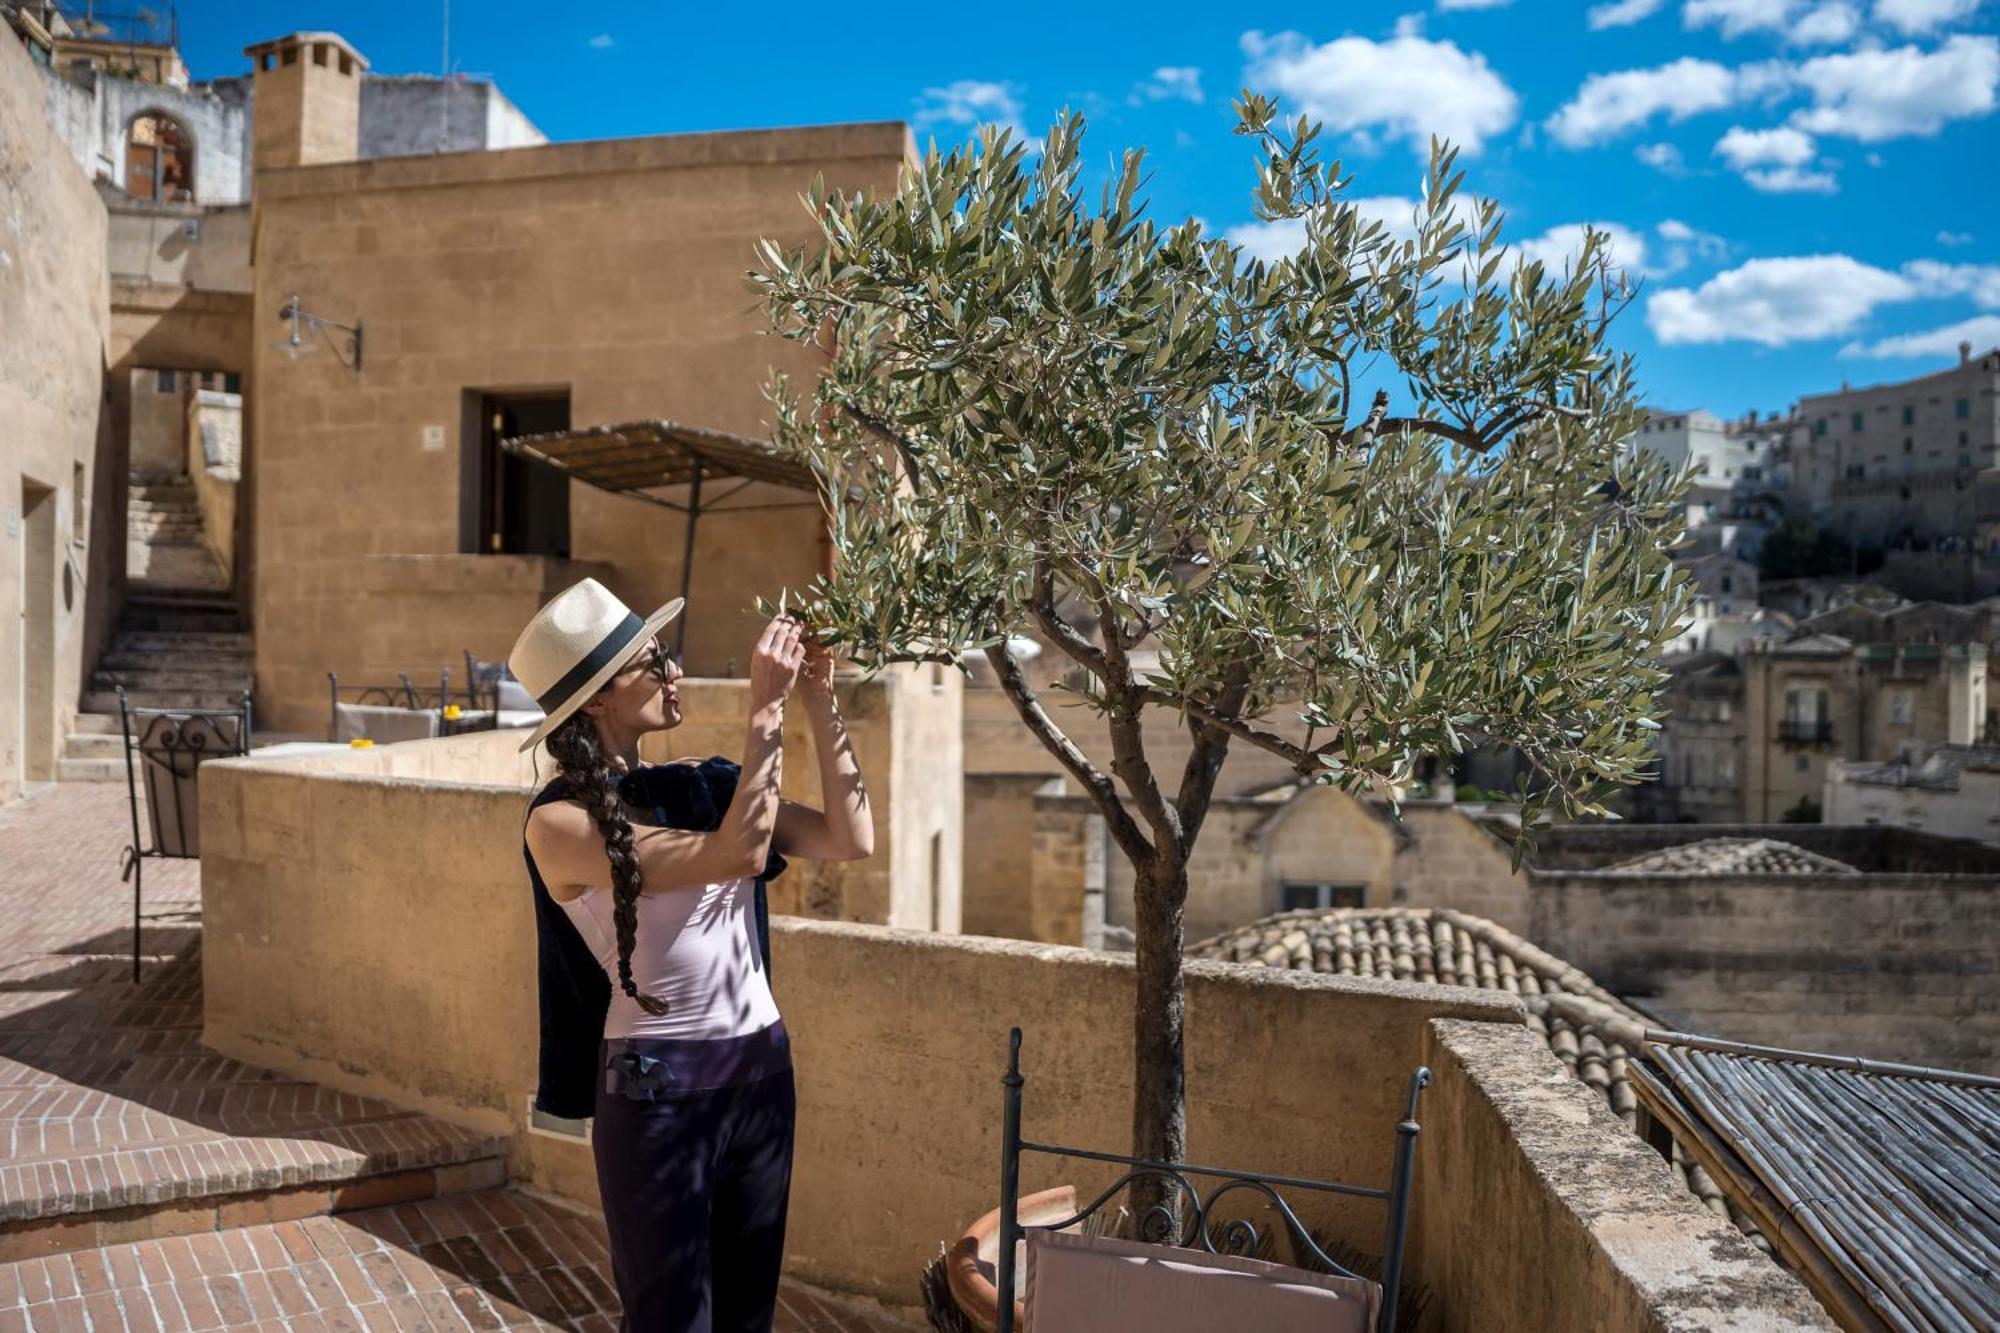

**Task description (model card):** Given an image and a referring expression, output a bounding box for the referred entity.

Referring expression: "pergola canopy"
[500,418,830,658]
[500,418,822,511]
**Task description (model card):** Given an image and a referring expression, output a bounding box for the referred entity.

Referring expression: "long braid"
[545,712,671,1017]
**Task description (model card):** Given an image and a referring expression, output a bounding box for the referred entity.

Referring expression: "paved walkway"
[0,786,917,1333]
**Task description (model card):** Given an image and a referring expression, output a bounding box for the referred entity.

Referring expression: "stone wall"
[1525,821,2000,873]
[0,25,111,798]
[196,738,1826,1330]
[962,773,1096,944]
[34,61,252,203]
[107,199,251,292]
[1530,865,2000,1072]
[1389,803,1527,932]
[249,123,912,731]
[357,76,547,158]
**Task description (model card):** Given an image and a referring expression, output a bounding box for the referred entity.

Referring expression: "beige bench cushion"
[334,703,439,744]
[1024,1228,1379,1333]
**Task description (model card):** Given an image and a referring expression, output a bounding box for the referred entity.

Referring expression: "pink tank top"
[554,873,780,1040]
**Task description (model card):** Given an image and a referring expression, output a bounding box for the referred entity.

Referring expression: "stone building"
[1825,743,2000,843]
[1791,343,2000,553]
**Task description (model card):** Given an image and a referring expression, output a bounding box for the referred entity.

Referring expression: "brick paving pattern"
[0,786,918,1332]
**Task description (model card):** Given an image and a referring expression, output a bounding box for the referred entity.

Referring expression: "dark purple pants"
[591,1022,796,1333]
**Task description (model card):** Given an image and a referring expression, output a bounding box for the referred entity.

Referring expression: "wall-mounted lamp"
[276,294,363,372]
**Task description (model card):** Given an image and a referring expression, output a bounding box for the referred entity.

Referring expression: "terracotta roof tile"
[1602,837,1858,877]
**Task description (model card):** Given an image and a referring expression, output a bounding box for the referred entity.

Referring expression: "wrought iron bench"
[117,686,252,982]
[994,1028,1429,1333]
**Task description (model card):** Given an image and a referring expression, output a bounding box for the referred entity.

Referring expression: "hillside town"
[0,3,1994,1332]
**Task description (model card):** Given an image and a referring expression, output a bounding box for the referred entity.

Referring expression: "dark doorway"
[465,391,570,557]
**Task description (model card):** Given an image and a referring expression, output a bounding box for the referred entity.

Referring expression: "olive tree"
[751,97,1688,1190]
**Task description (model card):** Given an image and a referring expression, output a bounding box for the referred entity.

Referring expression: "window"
[1280,883,1366,913]
[155,370,176,393]
[223,371,243,394]
[1717,700,1730,722]
[1890,690,1914,726]
[1718,754,1735,784]
[1743,465,1762,481]
[125,113,194,204]
[1796,755,1810,772]
[1957,398,1971,419]
[1721,575,1734,594]
[72,462,86,542]
[1814,418,1828,437]
[1902,405,1915,425]
[1903,438,1914,453]
[1851,412,1865,432]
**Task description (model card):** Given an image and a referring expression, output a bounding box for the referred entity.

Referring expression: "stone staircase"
[126,472,228,595]
[60,473,255,780]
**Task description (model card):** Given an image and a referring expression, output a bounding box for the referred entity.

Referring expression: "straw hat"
[508,579,684,753]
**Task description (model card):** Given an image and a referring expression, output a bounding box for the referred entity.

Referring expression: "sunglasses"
[611,640,675,686]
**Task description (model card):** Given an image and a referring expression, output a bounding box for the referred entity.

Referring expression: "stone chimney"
[1961,340,1974,365]
[244,32,368,171]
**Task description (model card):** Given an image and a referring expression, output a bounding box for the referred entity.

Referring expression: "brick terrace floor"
[0,785,920,1333]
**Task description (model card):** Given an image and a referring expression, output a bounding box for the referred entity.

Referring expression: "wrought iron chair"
[995,1028,1429,1333]
[326,670,430,742]
[117,686,252,983]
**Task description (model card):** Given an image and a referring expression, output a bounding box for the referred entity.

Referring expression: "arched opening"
[125,112,194,203]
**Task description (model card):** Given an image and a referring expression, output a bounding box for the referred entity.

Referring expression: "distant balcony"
[1777,719,1835,745]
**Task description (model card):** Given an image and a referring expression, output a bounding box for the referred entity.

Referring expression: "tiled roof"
[1601,837,1858,877]
[1187,908,1762,1242]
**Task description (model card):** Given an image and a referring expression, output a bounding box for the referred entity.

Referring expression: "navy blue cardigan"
[523,756,788,1119]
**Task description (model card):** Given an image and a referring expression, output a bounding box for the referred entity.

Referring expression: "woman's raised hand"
[748,614,806,712]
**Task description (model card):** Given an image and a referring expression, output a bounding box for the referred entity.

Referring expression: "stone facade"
[245,54,912,729]
[0,24,112,799]
[1825,745,2000,843]
[1794,345,2000,551]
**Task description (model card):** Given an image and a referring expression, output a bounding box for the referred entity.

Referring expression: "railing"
[1777,719,1834,744]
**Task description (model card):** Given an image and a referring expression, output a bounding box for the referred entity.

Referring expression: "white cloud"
[1936,228,1977,246]
[587,33,614,49]
[1647,254,1916,344]
[1684,0,1866,43]
[1790,36,2000,140]
[1590,0,1670,27]
[1636,141,1689,171]
[1133,67,1204,105]
[1438,0,1514,7]
[1788,2,1863,43]
[1714,124,1838,190]
[1873,0,1984,35]
[1655,217,1732,271]
[1240,24,1520,154]
[1546,57,1781,146]
[1904,258,2000,307]
[913,79,1031,143]
[1514,222,1654,276]
[1841,313,2000,357]
[1224,193,1486,261]
[1684,0,1798,37]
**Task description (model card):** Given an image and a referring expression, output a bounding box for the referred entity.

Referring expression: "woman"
[508,578,873,1333]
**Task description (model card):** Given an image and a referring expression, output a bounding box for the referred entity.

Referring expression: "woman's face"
[587,638,683,734]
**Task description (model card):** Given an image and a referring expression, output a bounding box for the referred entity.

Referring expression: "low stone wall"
[1419,1020,1829,1330]
[1530,868,2000,1072]
[199,739,1826,1329]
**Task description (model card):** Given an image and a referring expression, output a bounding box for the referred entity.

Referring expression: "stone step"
[55,755,125,783]
[62,732,124,758]
[111,631,253,654]
[71,712,120,734]
[99,648,255,672]
[92,675,255,700]
[84,689,251,713]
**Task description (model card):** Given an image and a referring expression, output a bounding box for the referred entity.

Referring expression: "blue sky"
[178,2,1997,417]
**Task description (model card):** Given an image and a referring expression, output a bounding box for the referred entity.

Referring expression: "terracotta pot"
[943,1185,1078,1332]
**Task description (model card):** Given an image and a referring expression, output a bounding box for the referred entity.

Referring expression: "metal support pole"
[675,459,703,660]
[116,687,144,984]
[995,1028,1024,1333]
[1378,1067,1430,1333]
